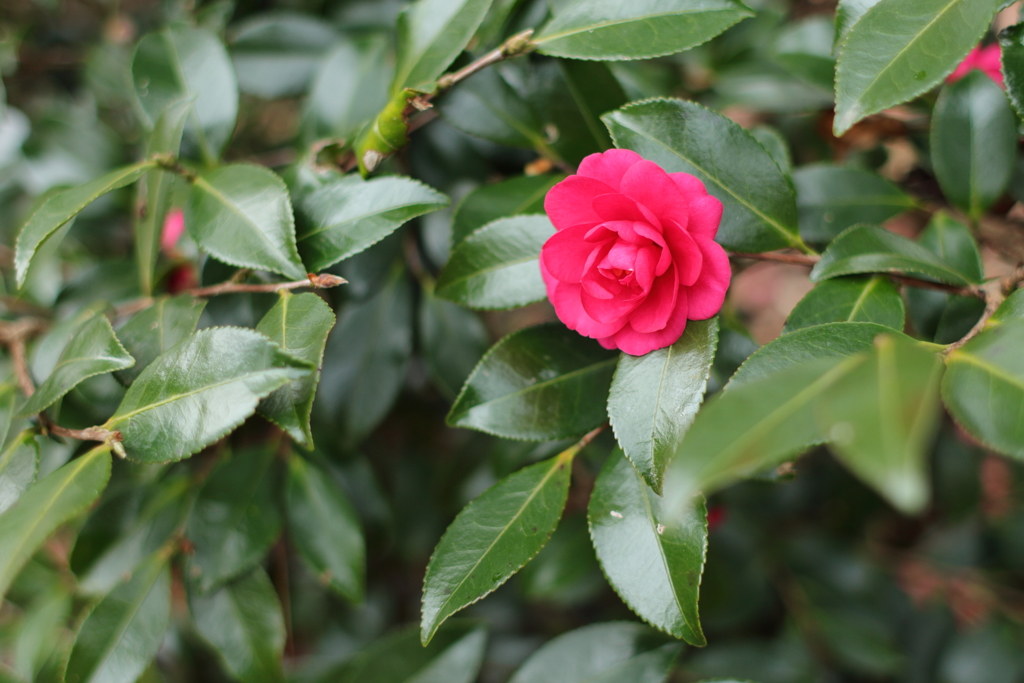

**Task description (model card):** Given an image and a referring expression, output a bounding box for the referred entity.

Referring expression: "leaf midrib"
[949,352,1024,391]
[85,562,164,682]
[846,276,880,321]
[464,357,618,415]
[537,8,738,44]
[298,198,441,241]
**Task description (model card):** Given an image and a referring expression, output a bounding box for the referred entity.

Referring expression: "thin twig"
[436,30,537,93]
[8,339,36,398]
[729,251,821,267]
[48,424,122,443]
[944,265,1024,353]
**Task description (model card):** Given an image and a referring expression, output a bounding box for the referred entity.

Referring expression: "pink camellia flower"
[948,44,1004,88]
[160,208,186,253]
[540,149,731,356]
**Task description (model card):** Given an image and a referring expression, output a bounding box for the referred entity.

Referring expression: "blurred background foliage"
[2,0,1024,681]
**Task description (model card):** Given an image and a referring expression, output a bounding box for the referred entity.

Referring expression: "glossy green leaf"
[833,0,1000,135]
[438,68,545,149]
[0,385,17,450]
[519,516,603,603]
[1000,22,1024,120]
[105,327,312,463]
[988,288,1024,327]
[10,586,71,682]
[316,269,413,450]
[917,211,984,282]
[297,174,448,272]
[731,321,897,387]
[664,357,854,505]
[451,175,562,249]
[819,334,943,513]
[589,450,708,645]
[942,320,1024,459]
[392,0,492,93]
[304,34,393,140]
[18,314,134,418]
[287,456,365,602]
[190,567,286,683]
[14,160,156,287]
[421,452,571,644]
[133,25,239,161]
[114,296,206,386]
[65,550,171,683]
[784,276,905,332]
[419,292,489,400]
[931,72,1017,220]
[187,448,282,593]
[135,98,191,295]
[0,445,111,600]
[448,324,617,440]
[187,164,307,280]
[76,475,191,596]
[794,164,913,243]
[835,0,882,46]
[435,215,553,310]
[229,13,338,99]
[604,99,804,253]
[527,59,628,165]
[810,224,974,286]
[750,125,792,176]
[534,0,754,61]
[507,622,680,683]
[255,292,335,449]
[608,318,718,492]
[332,622,487,683]
[0,432,39,515]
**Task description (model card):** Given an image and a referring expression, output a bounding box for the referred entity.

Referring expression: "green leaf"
[0,432,39,515]
[731,321,898,387]
[331,622,487,683]
[451,174,563,249]
[419,292,489,400]
[818,334,943,513]
[833,0,1001,135]
[519,516,603,603]
[392,0,492,93]
[527,59,628,165]
[0,445,111,600]
[835,0,882,46]
[448,323,617,440]
[435,215,553,310]
[0,385,17,451]
[135,98,192,295]
[507,622,680,683]
[588,450,708,645]
[988,288,1024,327]
[664,357,854,505]
[534,0,754,61]
[105,327,312,463]
[133,25,239,162]
[773,16,836,91]
[1000,22,1024,120]
[186,164,307,280]
[76,475,191,596]
[304,34,393,141]
[438,68,546,149]
[931,72,1017,220]
[65,550,171,683]
[784,276,905,332]
[750,125,792,177]
[190,567,286,683]
[942,320,1024,459]
[608,318,719,492]
[794,164,914,243]
[917,211,984,282]
[18,314,134,418]
[114,296,207,386]
[255,292,335,449]
[316,269,413,450]
[229,13,338,99]
[810,224,974,286]
[297,175,448,272]
[10,586,71,682]
[604,98,804,253]
[421,452,572,644]
[187,448,282,593]
[286,456,365,602]
[14,160,156,287]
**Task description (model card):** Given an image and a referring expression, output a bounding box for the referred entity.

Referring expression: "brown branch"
[887,275,983,299]
[8,339,36,398]
[48,424,122,443]
[944,265,1024,353]
[729,250,821,267]
[436,30,537,93]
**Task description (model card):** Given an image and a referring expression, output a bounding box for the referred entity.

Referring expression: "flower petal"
[663,221,703,287]
[577,149,643,190]
[628,267,678,334]
[602,288,690,356]
[581,287,641,324]
[545,176,616,230]
[685,236,732,320]
[619,160,688,230]
[543,260,629,338]
[541,224,600,283]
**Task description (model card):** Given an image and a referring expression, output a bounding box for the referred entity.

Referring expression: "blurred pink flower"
[948,44,1004,88]
[161,208,186,252]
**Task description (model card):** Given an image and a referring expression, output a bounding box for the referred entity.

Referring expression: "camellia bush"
[3,0,1024,680]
